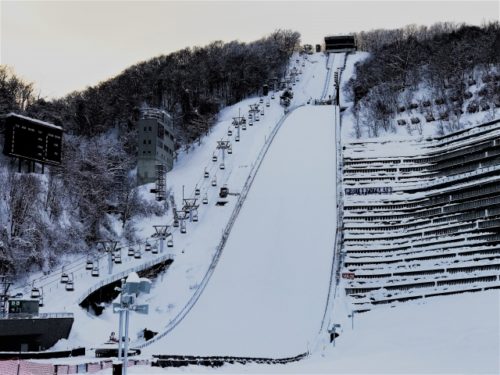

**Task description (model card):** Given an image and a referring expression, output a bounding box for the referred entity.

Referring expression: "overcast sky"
[1,0,498,98]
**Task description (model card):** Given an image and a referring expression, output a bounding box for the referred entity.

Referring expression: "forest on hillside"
[348,22,500,137]
[0,30,300,276]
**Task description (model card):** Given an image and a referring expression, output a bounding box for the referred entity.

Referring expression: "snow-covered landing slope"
[142,105,337,357]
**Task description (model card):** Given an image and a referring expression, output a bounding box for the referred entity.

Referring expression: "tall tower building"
[137,108,175,185]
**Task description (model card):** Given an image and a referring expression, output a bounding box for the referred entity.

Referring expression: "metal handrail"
[77,253,174,305]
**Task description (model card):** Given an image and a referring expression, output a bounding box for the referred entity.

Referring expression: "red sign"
[342,272,355,280]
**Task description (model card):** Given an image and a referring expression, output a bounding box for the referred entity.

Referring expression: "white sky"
[1,0,498,98]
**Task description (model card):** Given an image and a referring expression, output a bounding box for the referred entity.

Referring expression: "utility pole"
[113,274,151,375]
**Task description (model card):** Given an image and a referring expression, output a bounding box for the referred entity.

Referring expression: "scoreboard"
[2,113,63,165]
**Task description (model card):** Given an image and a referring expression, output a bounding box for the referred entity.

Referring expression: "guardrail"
[77,253,174,305]
[137,105,305,349]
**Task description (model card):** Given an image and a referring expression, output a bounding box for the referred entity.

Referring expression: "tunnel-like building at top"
[324,35,356,52]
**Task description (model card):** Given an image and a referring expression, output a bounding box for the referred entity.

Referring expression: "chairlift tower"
[98,240,119,275]
[182,198,199,223]
[153,225,172,254]
[216,140,232,163]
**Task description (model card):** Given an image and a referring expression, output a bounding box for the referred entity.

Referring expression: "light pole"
[113,273,151,375]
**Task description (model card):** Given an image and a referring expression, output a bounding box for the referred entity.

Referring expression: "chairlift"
[167,238,174,247]
[192,212,199,222]
[259,97,264,103]
[204,170,209,178]
[266,101,270,107]
[219,186,229,198]
[227,147,232,155]
[248,113,253,119]
[255,114,260,121]
[242,124,246,130]
[227,129,233,136]
[65,280,74,292]
[86,260,93,270]
[212,154,217,162]
[134,250,142,259]
[211,177,217,187]
[235,135,240,142]
[220,162,225,170]
[173,219,179,227]
[152,246,158,254]
[38,295,44,307]
[249,119,253,126]
[60,273,69,284]
[202,195,208,204]
[114,254,122,264]
[91,267,100,277]
[180,222,187,234]
[31,287,41,299]
[195,188,200,196]
[271,94,275,99]
[145,242,152,251]
[128,248,135,256]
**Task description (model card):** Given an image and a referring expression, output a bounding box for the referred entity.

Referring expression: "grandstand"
[341,118,500,311]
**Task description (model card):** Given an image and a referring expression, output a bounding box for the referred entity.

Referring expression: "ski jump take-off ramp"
[144,103,338,357]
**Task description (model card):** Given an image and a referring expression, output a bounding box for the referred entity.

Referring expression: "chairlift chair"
[173,219,179,227]
[211,177,217,187]
[271,94,275,99]
[219,186,229,198]
[266,101,270,107]
[204,170,209,178]
[242,124,246,130]
[31,287,41,299]
[38,295,44,307]
[227,147,232,155]
[91,267,100,277]
[220,162,225,170]
[202,195,208,204]
[145,242,152,251]
[60,273,69,284]
[65,280,74,292]
[227,129,233,136]
[180,222,187,234]
[114,254,122,264]
[255,114,260,121]
[192,212,199,222]
[235,135,240,142]
[212,154,218,162]
[134,250,142,259]
[195,188,200,196]
[128,248,135,256]
[86,260,94,270]
[249,119,253,126]
[152,246,158,254]
[259,98,264,103]
[167,238,174,247]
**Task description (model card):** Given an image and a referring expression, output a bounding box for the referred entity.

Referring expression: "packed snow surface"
[143,105,337,357]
